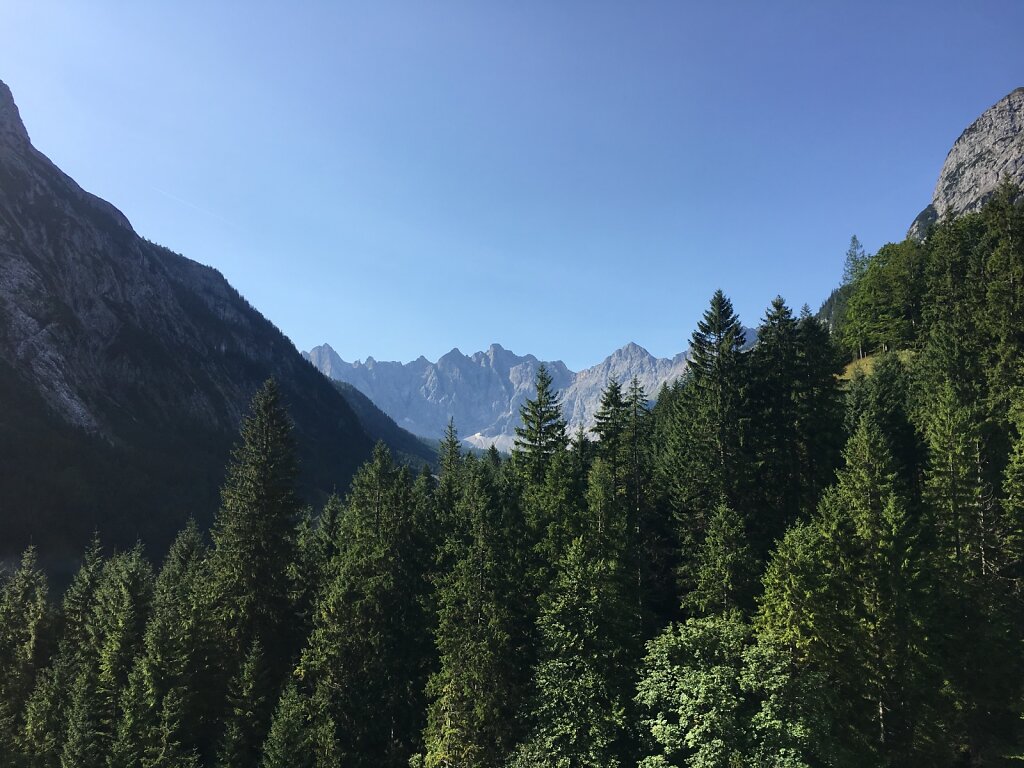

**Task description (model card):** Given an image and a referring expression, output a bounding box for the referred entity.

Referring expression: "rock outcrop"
[909,87,1024,238]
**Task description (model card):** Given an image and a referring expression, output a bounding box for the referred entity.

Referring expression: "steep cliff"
[909,87,1024,238]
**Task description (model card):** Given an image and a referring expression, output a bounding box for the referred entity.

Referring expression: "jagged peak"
[0,80,30,147]
[611,341,652,358]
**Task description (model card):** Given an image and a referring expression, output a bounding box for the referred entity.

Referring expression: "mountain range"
[0,80,430,563]
[306,340,691,451]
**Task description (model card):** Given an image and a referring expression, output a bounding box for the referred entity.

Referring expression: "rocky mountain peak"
[0,80,30,148]
[909,87,1024,238]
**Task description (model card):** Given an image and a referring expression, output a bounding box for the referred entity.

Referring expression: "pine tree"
[0,546,51,760]
[421,458,519,768]
[217,639,271,768]
[209,378,301,671]
[514,364,568,484]
[297,443,431,767]
[513,536,633,768]
[688,503,755,616]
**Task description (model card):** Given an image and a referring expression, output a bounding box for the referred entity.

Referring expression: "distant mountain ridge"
[306,341,691,451]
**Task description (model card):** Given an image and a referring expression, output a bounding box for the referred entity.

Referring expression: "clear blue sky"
[2,2,1022,370]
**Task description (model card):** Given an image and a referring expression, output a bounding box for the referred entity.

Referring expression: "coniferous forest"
[3,187,1024,767]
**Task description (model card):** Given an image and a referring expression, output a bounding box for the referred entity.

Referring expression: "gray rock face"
[306,341,689,451]
[909,87,1024,239]
[0,79,373,557]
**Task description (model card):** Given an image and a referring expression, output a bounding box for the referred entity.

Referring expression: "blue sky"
[2,2,1022,370]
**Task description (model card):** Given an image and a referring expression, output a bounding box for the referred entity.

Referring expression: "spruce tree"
[793,307,844,515]
[209,378,301,671]
[421,458,518,768]
[127,522,217,762]
[89,547,154,756]
[657,291,749,596]
[22,537,105,768]
[261,683,310,768]
[688,503,755,616]
[297,443,431,767]
[757,416,941,765]
[748,296,802,547]
[514,364,568,484]
[512,536,633,768]
[0,546,51,760]
[593,378,629,491]
[217,639,271,768]
[60,667,103,768]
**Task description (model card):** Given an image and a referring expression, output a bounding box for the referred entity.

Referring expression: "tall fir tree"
[297,443,432,768]
[209,379,301,670]
[748,296,802,549]
[758,416,943,766]
[793,306,844,515]
[512,536,633,768]
[22,537,105,768]
[514,364,568,484]
[656,290,749,596]
[0,547,51,761]
[217,639,272,768]
[421,458,519,768]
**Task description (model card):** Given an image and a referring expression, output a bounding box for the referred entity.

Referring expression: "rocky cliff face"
[909,87,1024,238]
[0,80,376,559]
[306,341,689,451]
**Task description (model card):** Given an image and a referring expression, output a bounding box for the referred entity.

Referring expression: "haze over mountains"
[306,340,691,451]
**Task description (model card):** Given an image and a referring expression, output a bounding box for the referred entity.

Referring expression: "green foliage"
[421,458,518,768]
[842,240,925,357]
[297,443,432,767]
[688,503,755,616]
[656,291,748,595]
[514,536,634,768]
[261,682,337,768]
[636,614,749,768]
[0,547,50,759]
